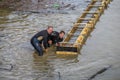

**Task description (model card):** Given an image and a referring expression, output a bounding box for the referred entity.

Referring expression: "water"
[0,0,120,80]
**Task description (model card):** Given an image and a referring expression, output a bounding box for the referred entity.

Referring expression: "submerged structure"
[56,0,111,54]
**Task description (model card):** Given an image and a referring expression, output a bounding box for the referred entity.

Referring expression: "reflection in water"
[32,47,79,80]
[32,53,54,80]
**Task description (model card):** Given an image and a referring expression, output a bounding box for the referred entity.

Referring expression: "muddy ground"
[0,0,87,11]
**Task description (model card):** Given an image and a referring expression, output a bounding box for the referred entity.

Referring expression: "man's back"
[32,30,48,39]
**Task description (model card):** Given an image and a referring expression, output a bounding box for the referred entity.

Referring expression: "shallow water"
[0,0,120,80]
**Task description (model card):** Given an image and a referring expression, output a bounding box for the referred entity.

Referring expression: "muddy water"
[0,0,120,80]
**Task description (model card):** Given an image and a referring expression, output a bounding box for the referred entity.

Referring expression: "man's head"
[47,26,53,34]
[59,31,65,39]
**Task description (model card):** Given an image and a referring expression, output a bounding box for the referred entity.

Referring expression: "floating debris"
[88,65,112,80]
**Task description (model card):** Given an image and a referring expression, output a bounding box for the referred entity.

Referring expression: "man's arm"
[43,35,49,49]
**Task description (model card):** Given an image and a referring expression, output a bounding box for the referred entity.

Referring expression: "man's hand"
[37,36,43,41]
[45,49,48,52]
[43,48,48,52]
[56,43,60,46]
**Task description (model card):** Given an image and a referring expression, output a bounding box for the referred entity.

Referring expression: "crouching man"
[30,26,53,56]
[49,30,65,46]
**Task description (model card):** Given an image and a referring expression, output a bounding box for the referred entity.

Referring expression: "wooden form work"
[56,0,111,55]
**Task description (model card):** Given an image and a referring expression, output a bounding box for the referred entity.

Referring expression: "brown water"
[0,0,120,80]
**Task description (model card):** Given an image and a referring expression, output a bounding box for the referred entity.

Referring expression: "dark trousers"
[31,38,43,56]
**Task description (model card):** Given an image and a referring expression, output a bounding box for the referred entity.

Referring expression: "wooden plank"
[67,33,81,37]
[74,23,94,28]
[88,5,105,7]
[78,18,95,21]
[83,11,100,14]
[59,42,82,46]
[56,51,78,55]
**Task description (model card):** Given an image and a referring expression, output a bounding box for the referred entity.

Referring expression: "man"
[49,30,65,46]
[30,26,53,56]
